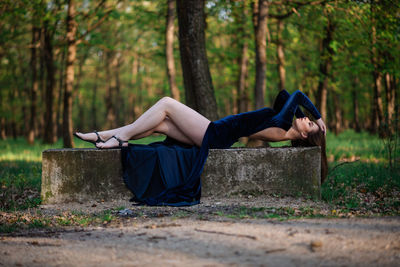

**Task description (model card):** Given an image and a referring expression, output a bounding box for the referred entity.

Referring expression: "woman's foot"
[74,131,107,144]
[96,135,129,149]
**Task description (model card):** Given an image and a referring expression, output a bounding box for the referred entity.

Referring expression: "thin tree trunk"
[317,14,334,123]
[371,29,384,135]
[104,51,117,129]
[176,0,218,120]
[352,77,361,132]
[385,72,395,135]
[247,0,269,147]
[43,22,57,144]
[56,46,66,140]
[166,0,180,101]
[127,54,140,123]
[236,0,249,114]
[38,27,46,139]
[370,4,384,135]
[115,53,124,126]
[74,51,89,131]
[131,54,143,121]
[252,0,268,109]
[332,92,342,135]
[238,42,249,113]
[276,18,286,91]
[91,63,99,130]
[0,117,6,140]
[63,0,77,148]
[28,25,39,145]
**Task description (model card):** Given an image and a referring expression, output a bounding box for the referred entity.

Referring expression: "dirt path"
[1,197,399,266]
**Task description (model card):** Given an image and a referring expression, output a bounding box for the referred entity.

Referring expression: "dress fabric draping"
[121,90,321,206]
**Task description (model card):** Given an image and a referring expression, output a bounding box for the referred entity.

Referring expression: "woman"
[75,89,327,206]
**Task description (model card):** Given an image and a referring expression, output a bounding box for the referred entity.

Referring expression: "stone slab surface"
[202,147,321,198]
[41,147,321,204]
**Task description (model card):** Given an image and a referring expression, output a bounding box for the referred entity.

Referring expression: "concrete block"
[41,147,321,204]
[202,147,321,198]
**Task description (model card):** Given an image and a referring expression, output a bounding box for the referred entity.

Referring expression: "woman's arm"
[277,90,321,124]
[273,90,306,118]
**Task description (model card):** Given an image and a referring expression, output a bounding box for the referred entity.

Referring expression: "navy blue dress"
[121,90,321,206]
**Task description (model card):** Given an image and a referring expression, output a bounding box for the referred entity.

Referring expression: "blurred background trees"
[0,0,399,147]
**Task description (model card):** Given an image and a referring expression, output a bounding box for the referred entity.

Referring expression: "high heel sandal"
[73,130,106,146]
[111,135,129,148]
[97,135,129,149]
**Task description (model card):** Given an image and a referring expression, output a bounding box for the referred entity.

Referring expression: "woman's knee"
[159,96,179,114]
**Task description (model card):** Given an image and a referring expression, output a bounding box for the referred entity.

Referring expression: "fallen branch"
[265,248,286,254]
[330,159,360,173]
[194,228,257,240]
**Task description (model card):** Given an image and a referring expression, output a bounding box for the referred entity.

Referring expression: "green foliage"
[1,0,398,134]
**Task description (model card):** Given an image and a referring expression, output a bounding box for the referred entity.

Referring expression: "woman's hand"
[316,118,326,136]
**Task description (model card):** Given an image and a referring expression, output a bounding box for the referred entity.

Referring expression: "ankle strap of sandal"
[112,135,128,147]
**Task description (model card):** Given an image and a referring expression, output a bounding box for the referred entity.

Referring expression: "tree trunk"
[370,4,384,135]
[385,72,395,135]
[316,14,334,123]
[104,51,117,130]
[352,77,361,132]
[28,25,39,145]
[74,51,89,131]
[56,47,66,140]
[166,0,180,101]
[236,0,250,114]
[38,27,46,139]
[276,18,286,91]
[332,92,342,135]
[252,0,268,109]
[371,24,384,135]
[0,117,6,140]
[176,0,218,120]
[115,53,124,126]
[43,22,57,144]
[63,0,77,148]
[237,42,250,113]
[91,64,99,130]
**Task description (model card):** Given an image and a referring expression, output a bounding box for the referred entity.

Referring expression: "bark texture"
[28,25,39,145]
[317,13,335,123]
[276,19,286,91]
[43,22,57,144]
[252,0,268,109]
[371,21,384,134]
[236,0,250,113]
[352,78,360,132]
[63,0,77,148]
[176,0,218,120]
[166,0,180,101]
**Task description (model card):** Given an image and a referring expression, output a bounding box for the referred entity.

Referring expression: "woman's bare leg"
[95,97,210,148]
[127,117,195,145]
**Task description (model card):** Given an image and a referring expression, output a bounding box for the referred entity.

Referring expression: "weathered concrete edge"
[41,146,321,203]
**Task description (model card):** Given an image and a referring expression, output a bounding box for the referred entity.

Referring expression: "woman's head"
[293,117,319,139]
[291,119,328,184]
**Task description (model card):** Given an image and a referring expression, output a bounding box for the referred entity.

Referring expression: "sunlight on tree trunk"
[166,0,180,101]
[63,0,77,148]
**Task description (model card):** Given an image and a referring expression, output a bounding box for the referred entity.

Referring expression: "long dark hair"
[291,129,328,184]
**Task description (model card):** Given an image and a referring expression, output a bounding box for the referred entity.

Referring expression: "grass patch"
[0,209,120,233]
[214,206,335,221]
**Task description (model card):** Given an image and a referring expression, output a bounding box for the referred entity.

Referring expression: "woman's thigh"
[164,98,211,147]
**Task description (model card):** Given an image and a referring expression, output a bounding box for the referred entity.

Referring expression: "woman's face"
[294,117,319,137]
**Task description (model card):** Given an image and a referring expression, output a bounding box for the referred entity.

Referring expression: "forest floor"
[1,196,399,267]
